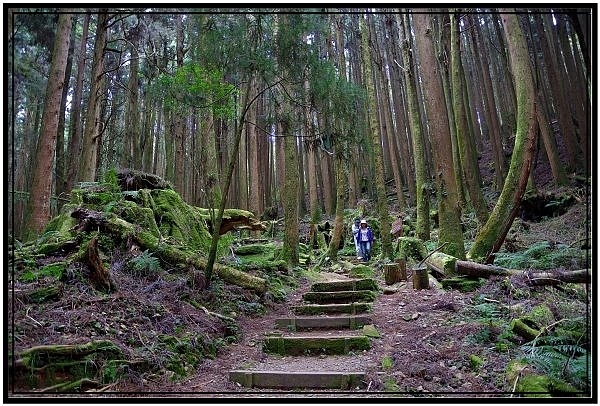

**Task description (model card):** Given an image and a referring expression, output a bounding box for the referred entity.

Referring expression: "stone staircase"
[229,276,379,390]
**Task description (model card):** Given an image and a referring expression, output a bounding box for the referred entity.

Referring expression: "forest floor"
[108,199,590,399]
[8,144,592,401]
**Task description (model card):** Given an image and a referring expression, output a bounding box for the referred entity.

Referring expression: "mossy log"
[71,208,267,293]
[17,340,124,367]
[425,252,457,278]
[14,340,126,392]
[423,253,588,286]
[26,285,64,303]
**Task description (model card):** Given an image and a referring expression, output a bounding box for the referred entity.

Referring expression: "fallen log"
[71,208,267,293]
[455,260,515,277]
[422,251,589,286]
[523,268,590,286]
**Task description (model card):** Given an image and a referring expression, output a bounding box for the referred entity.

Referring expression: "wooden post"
[412,264,429,290]
[384,263,400,285]
[397,258,407,281]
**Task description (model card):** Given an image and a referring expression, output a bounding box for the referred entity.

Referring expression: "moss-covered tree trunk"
[450,12,489,225]
[413,12,465,259]
[361,13,392,260]
[78,10,107,183]
[468,11,538,263]
[399,12,430,241]
[280,110,300,267]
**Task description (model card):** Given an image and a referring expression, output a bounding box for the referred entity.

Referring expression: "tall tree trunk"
[280,118,301,266]
[122,40,140,169]
[55,19,75,204]
[78,11,108,182]
[555,16,588,174]
[399,12,430,241]
[173,15,187,198]
[64,14,89,193]
[469,11,538,263]
[361,13,392,260]
[413,12,465,259]
[534,15,580,173]
[470,16,506,190]
[451,12,489,224]
[372,16,405,211]
[23,13,72,239]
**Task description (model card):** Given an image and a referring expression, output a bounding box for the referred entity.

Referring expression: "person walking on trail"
[351,218,362,259]
[358,219,374,262]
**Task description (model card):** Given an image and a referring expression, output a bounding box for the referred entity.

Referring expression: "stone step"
[229,370,366,390]
[302,290,377,304]
[311,278,378,292]
[274,315,372,331]
[262,334,371,356]
[293,302,372,315]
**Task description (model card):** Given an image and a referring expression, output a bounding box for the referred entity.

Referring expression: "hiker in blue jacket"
[358,219,374,262]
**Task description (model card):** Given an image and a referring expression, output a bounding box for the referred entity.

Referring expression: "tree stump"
[412,264,429,290]
[384,263,400,285]
[397,258,407,281]
[83,236,116,293]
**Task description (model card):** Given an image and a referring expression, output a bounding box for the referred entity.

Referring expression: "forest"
[6,7,593,399]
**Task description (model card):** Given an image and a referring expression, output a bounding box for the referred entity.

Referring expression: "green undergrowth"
[457,281,590,395]
[493,241,588,270]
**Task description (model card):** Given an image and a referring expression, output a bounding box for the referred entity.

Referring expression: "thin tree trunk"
[23,13,72,239]
[451,12,489,224]
[78,11,108,182]
[535,15,580,173]
[64,14,89,193]
[399,12,430,241]
[469,11,538,263]
[362,13,392,259]
[470,16,506,190]
[55,19,75,204]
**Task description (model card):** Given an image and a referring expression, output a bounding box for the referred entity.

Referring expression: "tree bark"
[362,13,392,259]
[64,14,89,193]
[78,11,108,182]
[468,11,538,263]
[450,12,489,225]
[413,12,465,259]
[399,13,430,241]
[23,12,72,239]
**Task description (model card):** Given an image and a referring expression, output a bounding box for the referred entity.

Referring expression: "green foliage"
[494,241,587,270]
[18,262,65,283]
[381,355,394,370]
[383,378,401,392]
[127,250,162,276]
[153,63,237,118]
[522,334,591,390]
[468,354,485,372]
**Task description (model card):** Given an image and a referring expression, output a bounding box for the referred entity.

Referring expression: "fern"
[128,250,162,276]
[522,334,591,390]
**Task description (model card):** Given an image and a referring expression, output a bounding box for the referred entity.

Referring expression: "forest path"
[228,271,379,390]
[139,258,504,398]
